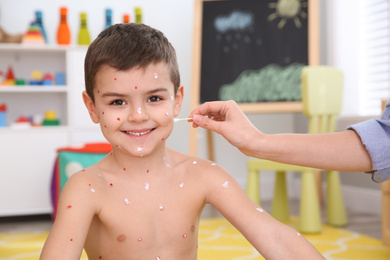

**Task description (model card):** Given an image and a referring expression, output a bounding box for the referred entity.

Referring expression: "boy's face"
[83,63,183,157]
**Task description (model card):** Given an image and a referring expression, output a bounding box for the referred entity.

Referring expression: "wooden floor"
[0,199,382,240]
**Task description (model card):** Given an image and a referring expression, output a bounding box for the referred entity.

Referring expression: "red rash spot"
[104,125,107,128]
[162,138,164,141]
[67,205,72,209]
[89,184,91,186]
[147,169,150,173]
[99,257,102,259]
[110,183,113,187]
[102,112,104,115]
[114,78,117,80]
[123,168,126,171]
[117,118,120,121]
[135,86,138,89]
[97,90,100,93]
[70,238,73,242]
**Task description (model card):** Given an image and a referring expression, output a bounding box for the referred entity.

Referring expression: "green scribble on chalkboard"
[218,63,305,102]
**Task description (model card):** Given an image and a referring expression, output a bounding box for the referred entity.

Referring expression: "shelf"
[0,86,67,93]
[0,125,68,133]
[0,43,88,52]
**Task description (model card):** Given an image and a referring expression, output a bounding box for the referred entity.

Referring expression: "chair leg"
[326,170,348,226]
[272,171,290,222]
[246,167,260,205]
[299,170,322,233]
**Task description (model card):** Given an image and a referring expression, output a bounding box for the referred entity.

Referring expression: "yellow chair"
[246,66,348,233]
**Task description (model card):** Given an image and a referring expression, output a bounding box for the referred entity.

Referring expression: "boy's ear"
[173,85,184,117]
[82,91,100,124]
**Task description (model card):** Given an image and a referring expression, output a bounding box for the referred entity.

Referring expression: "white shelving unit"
[0,44,105,217]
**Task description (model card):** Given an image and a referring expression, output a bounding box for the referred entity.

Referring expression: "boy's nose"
[128,104,149,122]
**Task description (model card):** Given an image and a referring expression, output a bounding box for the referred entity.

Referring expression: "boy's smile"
[83,62,183,158]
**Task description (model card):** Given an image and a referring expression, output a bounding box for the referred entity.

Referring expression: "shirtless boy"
[40,23,323,259]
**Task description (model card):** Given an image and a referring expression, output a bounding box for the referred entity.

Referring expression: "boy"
[40,23,323,259]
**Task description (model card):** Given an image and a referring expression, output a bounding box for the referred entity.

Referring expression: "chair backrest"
[301,66,344,133]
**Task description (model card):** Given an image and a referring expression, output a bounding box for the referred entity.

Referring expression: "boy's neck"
[107,144,174,175]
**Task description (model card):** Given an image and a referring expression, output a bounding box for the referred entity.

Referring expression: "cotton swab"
[174,117,192,122]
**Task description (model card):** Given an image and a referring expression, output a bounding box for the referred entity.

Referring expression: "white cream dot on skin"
[91,188,96,193]
[137,106,142,114]
[170,96,174,101]
[124,198,131,205]
[192,161,197,165]
[159,205,164,211]
[165,112,169,116]
[256,207,264,213]
[154,73,158,79]
[222,181,229,189]
[137,146,144,152]
[179,182,184,188]
[145,183,150,190]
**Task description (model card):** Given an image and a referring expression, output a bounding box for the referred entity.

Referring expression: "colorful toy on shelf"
[11,116,32,129]
[135,7,142,23]
[123,14,130,23]
[42,73,54,85]
[57,7,71,45]
[42,110,60,126]
[22,21,45,45]
[35,10,48,43]
[30,70,43,85]
[0,104,6,127]
[55,72,65,85]
[105,9,112,28]
[0,26,23,43]
[78,12,91,45]
[2,66,15,85]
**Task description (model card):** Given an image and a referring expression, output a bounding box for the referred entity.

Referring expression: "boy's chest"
[84,177,206,258]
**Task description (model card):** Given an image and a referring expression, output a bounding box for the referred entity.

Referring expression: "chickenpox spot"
[222,181,229,189]
[123,168,126,171]
[135,86,138,89]
[102,112,104,115]
[161,137,165,141]
[125,198,131,205]
[145,183,150,190]
[97,90,100,94]
[147,169,150,173]
[104,125,107,128]
[99,257,102,259]
[117,234,126,243]
[256,207,264,213]
[117,117,120,121]
[114,78,117,80]
[70,238,73,241]
[110,183,113,187]
[88,184,91,186]
[67,205,72,209]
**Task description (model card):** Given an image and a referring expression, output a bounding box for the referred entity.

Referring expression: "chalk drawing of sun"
[268,0,307,29]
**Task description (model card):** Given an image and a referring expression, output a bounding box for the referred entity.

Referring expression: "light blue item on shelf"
[0,111,6,127]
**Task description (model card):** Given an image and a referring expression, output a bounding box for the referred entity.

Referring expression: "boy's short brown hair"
[84,23,180,103]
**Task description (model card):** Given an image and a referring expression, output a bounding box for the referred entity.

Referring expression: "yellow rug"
[1,218,389,260]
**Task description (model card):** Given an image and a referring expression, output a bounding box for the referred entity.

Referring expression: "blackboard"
[190,0,319,108]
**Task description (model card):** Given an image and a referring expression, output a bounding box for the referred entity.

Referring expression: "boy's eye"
[148,96,162,102]
[111,99,126,106]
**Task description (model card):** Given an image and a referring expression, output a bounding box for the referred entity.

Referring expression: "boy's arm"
[204,164,324,259]
[40,171,99,259]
